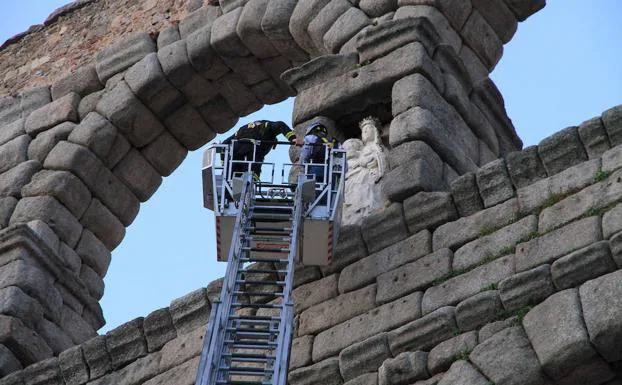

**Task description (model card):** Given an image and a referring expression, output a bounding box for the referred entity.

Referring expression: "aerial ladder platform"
[196,140,345,385]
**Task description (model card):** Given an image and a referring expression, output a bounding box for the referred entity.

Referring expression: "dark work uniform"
[223,120,296,178]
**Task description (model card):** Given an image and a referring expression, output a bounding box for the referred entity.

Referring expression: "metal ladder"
[196,173,305,385]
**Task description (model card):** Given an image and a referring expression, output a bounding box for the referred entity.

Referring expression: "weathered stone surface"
[392,75,478,174]
[0,198,18,229]
[24,93,80,137]
[22,356,61,385]
[376,248,451,304]
[422,255,514,314]
[25,219,60,254]
[21,88,53,119]
[388,306,456,356]
[379,351,428,385]
[449,173,484,217]
[393,5,461,53]
[290,335,313,370]
[355,17,439,63]
[551,241,616,290]
[68,112,130,169]
[443,74,469,124]
[236,0,279,59]
[470,326,548,385]
[475,158,514,207]
[51,65,102,100]
[213,74,261,116]
[96,80,165,148]
[340,333,391,381]
[78,91,104,120]
[438,360,489,385]
[0,345,22,377]
[324,224,367,275]
[478,316,517,342]
[61,305,97,344]
[603,202,622,240]
[0,135,30,175]
[523,289,596,379]
[44,141,139,226]
[433,198,519,251]
[306,0,351,54]
[506,146,547,189]
[323,7,371,54]
[579,269,622,362]
[21,170,91,219]
[125,53,184,119]
[112,149,162,202]
[428,331,478,374]
[339,230,431,293]
[403,192,457,234]
[0,120,25,149]
[515,216,602,272]
[143,308,176,353]
[28,122,75,164]
[95,33,156,83]
[157,25,181,48]
[292,274,338,313]
[0,286,44,329]
[105,317,147,370]
[610,231,622,268]
[75,229,111,278]
[198,96,239,134]
[0,161,42,198]
[455,290,502,331]
[294,42,441,126]
[80,198,125,250]
[289,357,342,385]
[0,96,22,127]
[37,318,73,355]
[602,105,622,146]
[557,356,615,385]
[358,0,396,17]
[211,7,250,56]
[179,5,222,38]
[517,158,601,215]
[294,265,321,288]
[58,345,88,385]
[313,291,422,361]
[499,264,554,311]
[503,0,545,21]
[540,169,622,233]
[299,284,376,336]
[261,0,309,62]
[282,53,358,93]
[344,373,378,385]
[157,325,204,374]
[163,104,216,151]
[140,132,186,178]
[578,117,610,159]
[169,288,210,335]
[538,126,588,176]
[453,215,537,271]
[462,10,503,69]
[0,315,52,366]
[383,141,445,202]
[10,196,82,247]
[472,0,517,43]
[360,203,409,254]
[81,335,110,380]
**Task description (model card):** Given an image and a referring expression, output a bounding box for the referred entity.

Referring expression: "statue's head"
[359,117,381,144]
[343,139,363,159]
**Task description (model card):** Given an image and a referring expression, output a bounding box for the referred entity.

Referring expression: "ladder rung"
[232,303,283,309]
[216,380,270,385]
[224,352,276,360]
[225,341,278,348]
[229,315,281,322]
[240,257,289,263]
[245,247,289,253]
[220,367,274,375]
[253,206,293,211]
[227,357,273,364]
[240,269,287,275]
[250,227,292,232]
[233,291,284,297]
[236,280,285,286]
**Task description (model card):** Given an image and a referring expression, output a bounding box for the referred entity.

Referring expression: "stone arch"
[0,0,553,376]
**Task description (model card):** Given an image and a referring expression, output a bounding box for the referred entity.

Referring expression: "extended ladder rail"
[271,175,305,385]
[197,174,254,385]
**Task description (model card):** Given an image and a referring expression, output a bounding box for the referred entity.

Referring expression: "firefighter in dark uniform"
[223,120,300,180]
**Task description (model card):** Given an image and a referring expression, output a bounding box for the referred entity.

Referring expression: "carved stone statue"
[342,117,388,226]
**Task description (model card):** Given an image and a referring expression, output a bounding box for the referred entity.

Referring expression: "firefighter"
[299,122,338,184]
[223,120,301,180]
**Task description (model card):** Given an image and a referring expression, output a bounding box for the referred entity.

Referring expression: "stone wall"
[0,0,202,96]
[2,104,622,384]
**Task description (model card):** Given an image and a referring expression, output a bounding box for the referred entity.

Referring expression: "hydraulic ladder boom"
[196,173,308,385]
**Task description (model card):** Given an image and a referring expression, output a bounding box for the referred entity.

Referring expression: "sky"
[1,1,621,333]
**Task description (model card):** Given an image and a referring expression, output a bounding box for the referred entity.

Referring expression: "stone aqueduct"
[1,0,622,384]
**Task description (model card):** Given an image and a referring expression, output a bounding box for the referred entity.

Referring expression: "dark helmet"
[306,122,328,136]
